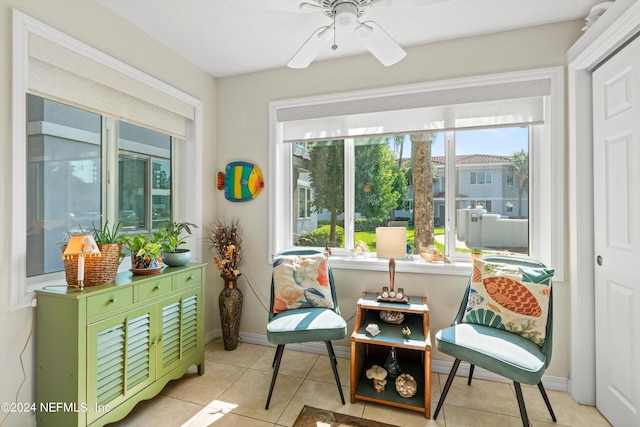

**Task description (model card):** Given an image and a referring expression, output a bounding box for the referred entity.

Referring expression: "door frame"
[567,0,640,406]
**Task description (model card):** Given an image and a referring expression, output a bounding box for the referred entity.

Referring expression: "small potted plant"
[122,233,163,275]
[155,221,197,267]
[471,248,483,260]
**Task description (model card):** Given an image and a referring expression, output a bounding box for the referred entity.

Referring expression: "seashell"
[419,246,450,263]
[483,276,542,317]
[379,310,404,324]
[388,291,396,298]
[365,323,381,336]
[395,373,417,398]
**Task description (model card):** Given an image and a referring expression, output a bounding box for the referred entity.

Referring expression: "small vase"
[384,347,401,380]
[219,276,243,351]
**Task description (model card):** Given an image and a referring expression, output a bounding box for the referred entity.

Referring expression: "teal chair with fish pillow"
[434,256,556,427]
[265,249,346,409]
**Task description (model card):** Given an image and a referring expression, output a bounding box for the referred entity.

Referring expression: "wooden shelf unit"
[350,292,432,418]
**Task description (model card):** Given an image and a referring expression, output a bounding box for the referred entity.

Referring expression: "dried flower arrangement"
[206,218,242,278]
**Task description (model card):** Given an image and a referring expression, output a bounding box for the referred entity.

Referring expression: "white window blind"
[278,79,549,142]
[28,33,194,138]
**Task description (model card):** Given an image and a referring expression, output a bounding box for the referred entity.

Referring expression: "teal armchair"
[265,249,347,409]
[434,256,556,426]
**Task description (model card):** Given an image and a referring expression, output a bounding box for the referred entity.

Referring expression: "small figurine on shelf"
[402,326,411,340]
[366,365,388,392]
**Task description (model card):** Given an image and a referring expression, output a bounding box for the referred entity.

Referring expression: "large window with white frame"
[270,68,564,278]
[11,11,203,308]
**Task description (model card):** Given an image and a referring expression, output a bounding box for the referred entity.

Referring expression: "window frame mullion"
[343,138,356,251]
[444,130,457,259]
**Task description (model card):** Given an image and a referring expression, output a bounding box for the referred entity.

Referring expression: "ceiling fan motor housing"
[334,2,358,27]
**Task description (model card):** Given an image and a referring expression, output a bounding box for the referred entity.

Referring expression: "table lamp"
[376,227,406,294]
[63,234,101,291]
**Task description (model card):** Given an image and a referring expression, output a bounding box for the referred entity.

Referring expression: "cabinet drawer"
[174,268,202,288]
[139,276,172,300]
[87,287,133,317]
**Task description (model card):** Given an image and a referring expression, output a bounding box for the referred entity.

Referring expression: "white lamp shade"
[376,227,406,259]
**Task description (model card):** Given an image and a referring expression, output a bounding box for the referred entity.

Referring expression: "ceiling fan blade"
[299,2,326,12]
[287,26,334,69]
[355,21,406,67]
[368,0,392,8]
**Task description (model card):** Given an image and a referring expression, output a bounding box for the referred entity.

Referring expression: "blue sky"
[391,127,529,158]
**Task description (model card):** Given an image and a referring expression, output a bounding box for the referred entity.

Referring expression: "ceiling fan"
[288,0,406,69]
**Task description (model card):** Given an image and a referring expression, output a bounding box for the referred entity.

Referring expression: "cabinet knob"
[187,275,194,281]
[154,285,160,290]
[109,297,116,303]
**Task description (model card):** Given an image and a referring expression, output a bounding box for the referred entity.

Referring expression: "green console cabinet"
[35,263,206,426]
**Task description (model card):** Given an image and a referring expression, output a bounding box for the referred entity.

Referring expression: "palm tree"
[410,132,435,253]
[510,149,529,217]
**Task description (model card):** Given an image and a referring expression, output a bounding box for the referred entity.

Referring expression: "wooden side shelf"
[350,292,432,418]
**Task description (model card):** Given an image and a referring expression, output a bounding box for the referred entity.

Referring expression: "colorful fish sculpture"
[217,161,264,202]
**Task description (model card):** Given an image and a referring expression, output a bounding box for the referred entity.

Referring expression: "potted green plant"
[155,221,197,267]
[122,233,163,275]
[470,248,483,260]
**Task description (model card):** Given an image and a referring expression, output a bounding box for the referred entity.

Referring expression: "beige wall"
[0,1,216,426]
[215,19,583,382]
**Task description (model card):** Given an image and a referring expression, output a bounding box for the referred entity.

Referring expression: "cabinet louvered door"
[87,305,155,424]
[158,288,202,377]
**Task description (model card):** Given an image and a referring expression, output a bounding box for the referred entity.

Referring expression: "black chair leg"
[468,364,475,385]
[325,341,345,404]
[265,344,285,409]
[537,381,557,422]
[514,382,530,427]
[434,358,461,419]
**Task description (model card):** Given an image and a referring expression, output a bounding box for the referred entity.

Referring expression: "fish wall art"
[217,161,264,202]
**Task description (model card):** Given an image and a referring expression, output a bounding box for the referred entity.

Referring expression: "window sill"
[328,254,473,276]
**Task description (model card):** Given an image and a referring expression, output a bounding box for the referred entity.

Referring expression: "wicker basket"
[62,242,122,287]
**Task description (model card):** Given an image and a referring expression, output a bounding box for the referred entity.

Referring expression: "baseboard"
[238,332,568,392]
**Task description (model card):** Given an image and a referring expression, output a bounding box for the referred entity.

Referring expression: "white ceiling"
[96,0,603,77]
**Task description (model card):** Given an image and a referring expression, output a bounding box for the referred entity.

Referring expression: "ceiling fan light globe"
[333,3,358,28]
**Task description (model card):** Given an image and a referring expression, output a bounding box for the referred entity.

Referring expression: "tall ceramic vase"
[219,276,243,351]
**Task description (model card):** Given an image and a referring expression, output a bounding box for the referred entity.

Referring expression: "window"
[470,171,492,184]
[26,95,175,278]
[270,68,565,279]
[11,11,203,308]
[298,187,312,219]
[289,128,527,257]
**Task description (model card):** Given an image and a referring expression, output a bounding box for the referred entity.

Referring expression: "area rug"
[292,405,399,427]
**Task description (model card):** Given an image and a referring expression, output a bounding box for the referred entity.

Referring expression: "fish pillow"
[272,252,334,314]
[462,258,554,346]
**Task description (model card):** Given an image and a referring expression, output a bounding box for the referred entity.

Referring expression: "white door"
[593,34,640,427]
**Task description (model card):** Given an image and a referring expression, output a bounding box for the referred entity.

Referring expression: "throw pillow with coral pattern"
[462,258,554,346]
[272,252,334,314]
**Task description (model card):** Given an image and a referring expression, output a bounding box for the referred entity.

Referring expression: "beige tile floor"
[108,339,611,427]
